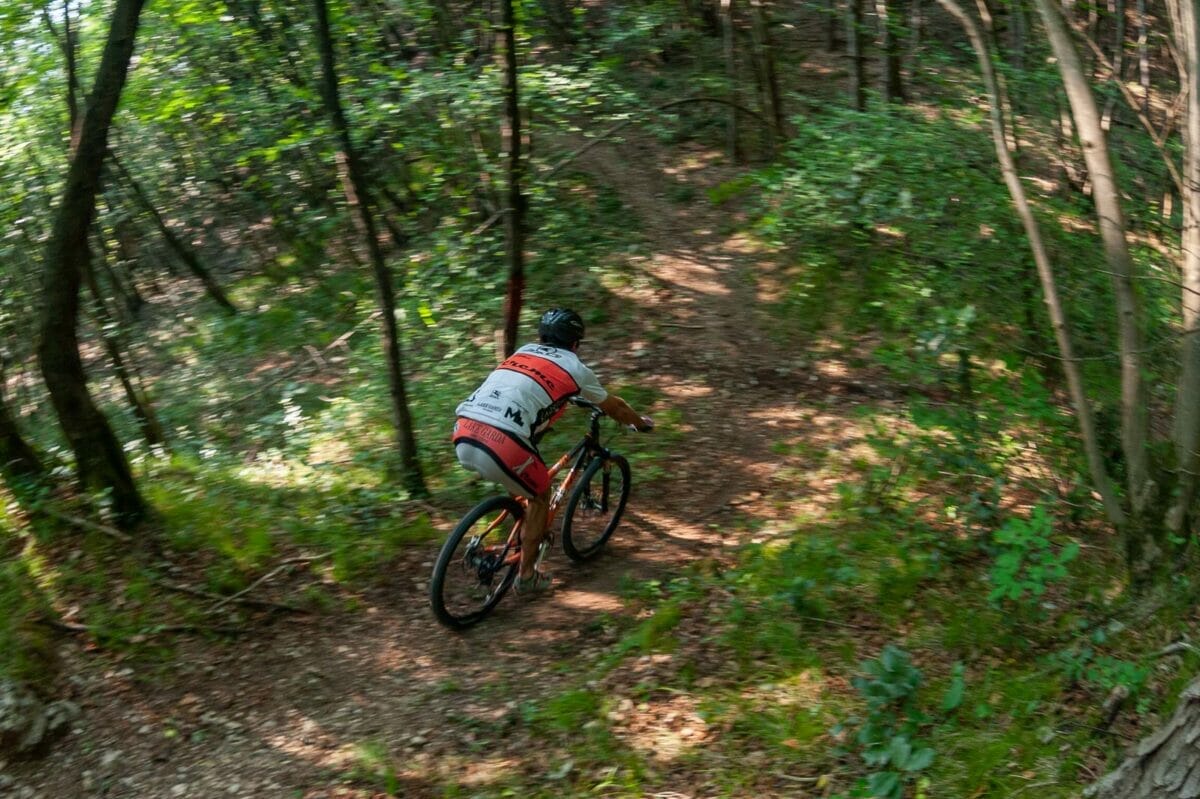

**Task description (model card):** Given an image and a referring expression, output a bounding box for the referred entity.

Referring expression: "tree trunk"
[110,156,238,314]
[935,0,1126,528]
[500,0,526,359]
[313,0,428,498]
[877,0,907,103]
[1165,0,1200,535]
[0,360,44,486]
[829,0,845,50]
[848,0,866,110]
[1086,676,1200,798]
[750,0,785,144]
[722,0,741,157]
[1138,0,1151,113]
[1035,0,1153,560]
[37,0,147,528]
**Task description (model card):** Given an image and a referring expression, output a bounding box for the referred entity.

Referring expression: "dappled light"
[4,0,1200,797]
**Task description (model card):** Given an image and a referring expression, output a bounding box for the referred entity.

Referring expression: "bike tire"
[430,495,523,629]
[561,454,631,563]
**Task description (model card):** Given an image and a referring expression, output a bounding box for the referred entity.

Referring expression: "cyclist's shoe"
[514,570,555,597]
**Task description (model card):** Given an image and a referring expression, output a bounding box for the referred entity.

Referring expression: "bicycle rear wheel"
[430,496,523,629]
[561,455,631,563]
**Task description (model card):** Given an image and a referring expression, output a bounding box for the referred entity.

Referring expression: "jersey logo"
[497,353,580,401]
[504,406,525,427]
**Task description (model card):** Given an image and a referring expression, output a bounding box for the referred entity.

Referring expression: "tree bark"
[877,0,907,103]
[848,0,867,110]
[935,0,1126,528]
[1165,0,1200,536]
[37,0,147,528]
[749,0,785,144]
[500,0,526,359]
[0,360,44,486]
[1035,0,1153,559]
[829,0,845,50]
[313,0,427,498]
[1087,676,1200,798]
[722,0,741,157]
[1138,0,1151,113]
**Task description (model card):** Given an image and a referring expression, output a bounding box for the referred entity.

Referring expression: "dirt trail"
[5,138,812,799]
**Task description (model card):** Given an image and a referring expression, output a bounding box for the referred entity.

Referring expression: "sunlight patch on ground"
[266,712,352,768]
[650,251,732,297]
[460,756,520,786]
[661,149,725,177]
[606,676,709,762]
[556,587,623,613]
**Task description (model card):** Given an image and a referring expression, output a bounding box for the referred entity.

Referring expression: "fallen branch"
[206,554,330,614]
[227,311,380,409]
[156,579,304,614]
[40,507,132,543]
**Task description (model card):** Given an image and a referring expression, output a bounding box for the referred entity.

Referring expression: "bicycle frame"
[489,402,613,566]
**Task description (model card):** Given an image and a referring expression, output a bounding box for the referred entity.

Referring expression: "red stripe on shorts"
[453,417,551,495]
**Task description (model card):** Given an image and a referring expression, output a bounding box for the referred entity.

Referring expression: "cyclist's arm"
[598,395,646,428]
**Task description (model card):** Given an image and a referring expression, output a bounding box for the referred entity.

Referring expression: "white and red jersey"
[456,343,608,445]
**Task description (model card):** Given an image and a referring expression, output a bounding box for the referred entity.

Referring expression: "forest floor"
[6,132,912,799]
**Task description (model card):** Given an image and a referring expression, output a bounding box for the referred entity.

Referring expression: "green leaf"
[903,747,935,772]
[867,771,902,799]
[888,735,912,767]
[942,663,966,711]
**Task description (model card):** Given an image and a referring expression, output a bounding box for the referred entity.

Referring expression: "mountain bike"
[430,398,636,629]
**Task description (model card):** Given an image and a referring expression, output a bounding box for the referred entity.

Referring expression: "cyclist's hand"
[630,415,655,433]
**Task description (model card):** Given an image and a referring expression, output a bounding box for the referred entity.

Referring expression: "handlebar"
[568,397,653,432]
[569,397,604,413]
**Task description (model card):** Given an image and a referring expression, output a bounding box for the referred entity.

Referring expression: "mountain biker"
[452,308,654,594]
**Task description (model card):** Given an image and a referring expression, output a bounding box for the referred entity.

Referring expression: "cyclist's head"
[538,307,585,350]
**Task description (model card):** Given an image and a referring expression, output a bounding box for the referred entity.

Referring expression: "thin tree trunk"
[750,0,785,144]
[1114,0,1127,78]
[41,0,82,150]
[829,0,845,50]
[37,0,147,528]
[722,0,741,157]
[974,0,1017,151]
[313,0,427,497]
[1165,0,1200,535]
[935,0,1126,528]
[1035,0,1153,565]
[848,0,866,110]
[1138,0,1151,113]
[110,156,237,314]
[500,0,526,358]
[909,0,922,52]
[89,226,165,448]
[878,0,907,102]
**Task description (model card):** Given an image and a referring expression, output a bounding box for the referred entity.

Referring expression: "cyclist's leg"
[519,487,551,581]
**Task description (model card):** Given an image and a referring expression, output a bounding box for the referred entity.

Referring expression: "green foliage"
[988,506,1078,605]
[839,645,939,799]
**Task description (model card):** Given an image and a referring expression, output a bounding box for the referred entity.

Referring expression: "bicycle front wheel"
[430,496,523,629]
[562,455,631,563]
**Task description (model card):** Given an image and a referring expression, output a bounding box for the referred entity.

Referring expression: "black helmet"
[538,308,585,349]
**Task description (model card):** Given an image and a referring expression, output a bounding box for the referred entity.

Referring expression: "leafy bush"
[988,506,1078,605]
[837,645,945,798]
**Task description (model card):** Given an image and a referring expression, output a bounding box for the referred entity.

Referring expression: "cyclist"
[453,308,653,594]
